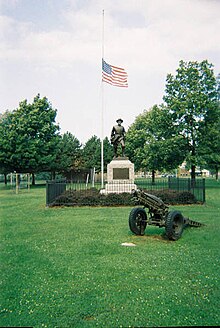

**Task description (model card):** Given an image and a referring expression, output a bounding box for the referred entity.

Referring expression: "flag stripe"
[102,59,128,87]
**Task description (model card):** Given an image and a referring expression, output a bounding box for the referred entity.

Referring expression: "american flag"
[102,59,128,88]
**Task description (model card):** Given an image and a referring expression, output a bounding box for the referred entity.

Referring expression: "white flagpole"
[101,9,105,189]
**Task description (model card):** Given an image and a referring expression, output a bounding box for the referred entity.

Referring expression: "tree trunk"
[32,173,35,186]
[4,173,7,185]
[190,164,196,188]
[152,169,155,185]
[191,164,196,180]
[215,165,219,181]
[191,140,196,186]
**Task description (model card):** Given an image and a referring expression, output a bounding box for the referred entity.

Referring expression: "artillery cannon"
[129,189,204,241]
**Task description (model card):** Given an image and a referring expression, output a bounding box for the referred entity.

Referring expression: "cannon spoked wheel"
[129,208,147,235]
[165,211,184,241]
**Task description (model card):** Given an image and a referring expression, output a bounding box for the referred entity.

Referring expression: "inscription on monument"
[113,168,129,180]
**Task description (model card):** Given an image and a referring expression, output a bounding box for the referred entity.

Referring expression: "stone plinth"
[101,157,137,194]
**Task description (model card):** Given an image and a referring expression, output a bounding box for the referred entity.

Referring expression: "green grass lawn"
[1,179,220,327]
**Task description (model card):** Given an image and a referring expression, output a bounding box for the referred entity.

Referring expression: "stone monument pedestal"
[101,157,137,194]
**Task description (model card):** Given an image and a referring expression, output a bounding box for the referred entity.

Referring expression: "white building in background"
[179,162,210,177]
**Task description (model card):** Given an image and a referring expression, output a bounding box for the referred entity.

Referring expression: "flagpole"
[101,9,104,189]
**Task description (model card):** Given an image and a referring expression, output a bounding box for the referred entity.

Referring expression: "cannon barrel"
[132,189,169,217]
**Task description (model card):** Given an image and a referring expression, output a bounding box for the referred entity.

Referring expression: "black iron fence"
[46,177,205,206]
[46,179,66,206]
[168,177,205,203]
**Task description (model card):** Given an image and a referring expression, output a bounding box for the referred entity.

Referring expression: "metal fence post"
[203,178,206,203]
[188,178,191,192]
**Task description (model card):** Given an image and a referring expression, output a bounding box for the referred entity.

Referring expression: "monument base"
[101,181,137,194]
[100,157,137,194]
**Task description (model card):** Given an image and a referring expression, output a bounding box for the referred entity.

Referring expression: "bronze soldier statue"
[111,118,126,158]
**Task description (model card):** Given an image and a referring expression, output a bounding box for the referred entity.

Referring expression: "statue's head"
[116,118,123,124]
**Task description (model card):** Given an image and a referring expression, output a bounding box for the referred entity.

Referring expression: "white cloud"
[1,0,219,68]
[0,0,220,142]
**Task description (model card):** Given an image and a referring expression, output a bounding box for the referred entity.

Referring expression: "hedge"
[52,188,197,207]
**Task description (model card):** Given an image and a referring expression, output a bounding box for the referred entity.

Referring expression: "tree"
[82,136,113,172]
[52,132,82,176]
[103,137,114,168]
[82,136,101,171]
[126,105,187,182]
[0,94,60,183]
[0,111,14,183]
[163,60,219,180]
[198,74,220,179]
[0,111,11,184]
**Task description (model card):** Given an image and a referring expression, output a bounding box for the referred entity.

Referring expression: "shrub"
[102,192,132,206]
[143,189,197,204]
[177,191,197,204]
[52,188,197,207]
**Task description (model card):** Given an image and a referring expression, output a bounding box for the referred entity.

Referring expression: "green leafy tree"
[0,95,60,182]
[82,136,113,172]
[163,60,218,180]
[82,136,101,171]
[52,132,82,177]
[199,74,220,179]
[103,137,114,168]
[126,105,187,182]
[0,112,12,183]
[201,114,220,180]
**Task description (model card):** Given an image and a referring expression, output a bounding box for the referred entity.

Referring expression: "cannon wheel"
[129,208,147,235]
[165,210,184,241]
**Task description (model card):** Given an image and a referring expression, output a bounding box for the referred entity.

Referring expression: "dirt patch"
[83,315,96,321]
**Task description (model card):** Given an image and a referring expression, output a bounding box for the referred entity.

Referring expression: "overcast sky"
[0,0,220,144]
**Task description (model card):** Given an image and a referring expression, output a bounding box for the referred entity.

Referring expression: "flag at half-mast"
[102,59,128,88]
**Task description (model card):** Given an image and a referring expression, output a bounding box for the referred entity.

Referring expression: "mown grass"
[0,179,220,327]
